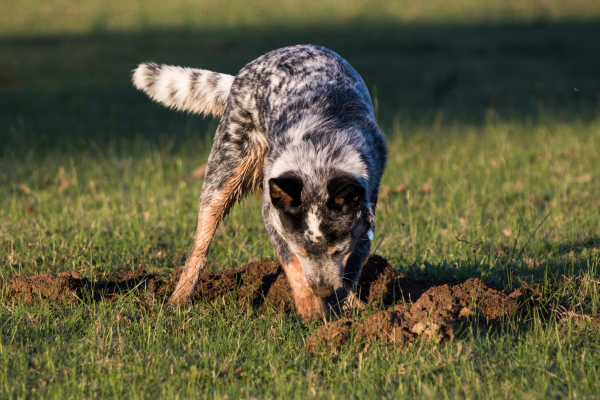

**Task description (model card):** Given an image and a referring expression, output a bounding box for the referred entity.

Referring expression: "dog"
[133,45,387,321]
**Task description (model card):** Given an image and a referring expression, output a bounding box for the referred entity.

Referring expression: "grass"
[1,0,600,398]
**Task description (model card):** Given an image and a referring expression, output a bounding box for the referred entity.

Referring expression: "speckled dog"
[133,45,387,321]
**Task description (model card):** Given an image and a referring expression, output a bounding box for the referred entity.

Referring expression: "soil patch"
[4,255,525,351]
[6,255,407,308]
[307,276,523,353]
[5,268,166,305]
[192,258,295,312]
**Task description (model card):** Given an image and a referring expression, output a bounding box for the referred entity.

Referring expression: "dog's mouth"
[309,284,336,298]
[299,250,349,298]
[306,271,342,298]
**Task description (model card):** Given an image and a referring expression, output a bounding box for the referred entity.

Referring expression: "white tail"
[132,63,235,117]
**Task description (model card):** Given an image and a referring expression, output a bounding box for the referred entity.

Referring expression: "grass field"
[1,0,600,398]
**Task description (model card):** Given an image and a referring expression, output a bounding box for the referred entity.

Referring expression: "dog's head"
[267,162,375,298]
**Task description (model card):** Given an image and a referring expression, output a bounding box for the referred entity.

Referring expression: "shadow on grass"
[1,19,599,153]
[553,237,600,255]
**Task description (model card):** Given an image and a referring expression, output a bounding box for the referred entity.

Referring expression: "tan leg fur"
[282,254,326,321]
[168,143,267,305]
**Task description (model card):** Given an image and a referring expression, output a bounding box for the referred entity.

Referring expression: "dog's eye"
[269,174,303,208]
[326,175,364,212]
[327,246,343,256]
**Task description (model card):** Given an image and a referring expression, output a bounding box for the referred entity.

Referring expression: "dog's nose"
[309,280,335,298]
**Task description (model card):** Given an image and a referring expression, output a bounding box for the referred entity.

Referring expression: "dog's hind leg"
[168,119,268,305]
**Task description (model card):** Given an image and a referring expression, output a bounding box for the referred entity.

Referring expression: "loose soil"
[4,255,525,351]
[306,258,524,353]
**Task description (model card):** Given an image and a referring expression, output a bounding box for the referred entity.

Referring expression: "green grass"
[1,0,600,398]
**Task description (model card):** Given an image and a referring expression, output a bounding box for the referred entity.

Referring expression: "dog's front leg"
[169,131,267,305]
[282,254,327,321]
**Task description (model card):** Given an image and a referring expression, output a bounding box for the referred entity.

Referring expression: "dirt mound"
[6,271,89,305]
[193,254,430,313]
[5,269,165,305]
[354,255,431,306]
[193,258,294,312]
[409,278,522,325]
[5,255,400,309]
[4,255,524,352]
[307,311,416,354]
[307,276,523,353]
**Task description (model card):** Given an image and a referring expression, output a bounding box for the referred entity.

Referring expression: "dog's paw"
[167,289,193,306]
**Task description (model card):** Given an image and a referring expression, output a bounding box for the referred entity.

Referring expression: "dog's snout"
[310,283,335,298]
[306,274,335,297]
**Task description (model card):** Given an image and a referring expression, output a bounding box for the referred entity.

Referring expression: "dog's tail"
[132,63,235,117]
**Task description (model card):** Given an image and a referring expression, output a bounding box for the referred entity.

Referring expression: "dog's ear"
[269,173,303,209]
[327,174,365,213]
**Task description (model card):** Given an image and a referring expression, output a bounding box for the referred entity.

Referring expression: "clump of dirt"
[4,254,524,353]
[306,276,522,353]
[5,269,165,305]
[5,256,401,310]
[6,271,89,305]
[192,258,294,312]
[193,254,431,313]
[4,258,295,309]
[354,255,431,306]
[307,259,526,353]
[409,278,522,326]
[306,311,416,354]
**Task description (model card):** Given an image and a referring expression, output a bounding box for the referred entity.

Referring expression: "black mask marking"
[326,173,365,214]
